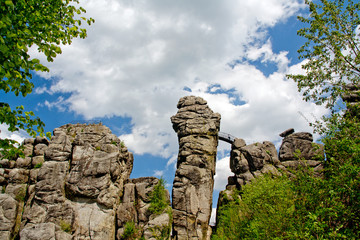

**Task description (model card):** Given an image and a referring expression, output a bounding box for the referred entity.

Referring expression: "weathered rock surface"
[1,123,172,240]
[216,129,324,230]
[279,132,324,162]
[0,124,133,239]
[171,96,221,240]
[342,83,360,118]
[117,177,171,240]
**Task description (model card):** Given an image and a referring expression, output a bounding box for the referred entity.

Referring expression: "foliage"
[0,137,24,160]
[149,223,172,240]
[34,162,43,169]
[14,186,27,202]
[148,178,169,215]
[0,0,94,158]
[148,207,172,240]
[287,0,360,113]
[320,117,360,236]
[60,219,72,233]
[121,221,142,240]
[213,116,360,239]
[212,175,297,240]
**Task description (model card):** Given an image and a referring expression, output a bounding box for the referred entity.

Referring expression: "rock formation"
[342,83,360,118]
[216,128,324,225]
[0,123,170,240]
[171,96,221,240]
[117,177,171,240]
[1,95,331,240]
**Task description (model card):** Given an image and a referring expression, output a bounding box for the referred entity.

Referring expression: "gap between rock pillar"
[170,96,221,240]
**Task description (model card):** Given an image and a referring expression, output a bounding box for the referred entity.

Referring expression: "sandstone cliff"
[1,95,328,240]
[216,128,324,225]
[0,124,171,240]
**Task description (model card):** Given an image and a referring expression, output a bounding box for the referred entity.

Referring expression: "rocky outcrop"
[228,140,280,189]
[1,95,332,239]
[19,124,133,240]
[0,123,170,240]
[216,129,324,228]
[342,83,360,118]
[117,177,171,240]
[171,96,221,240]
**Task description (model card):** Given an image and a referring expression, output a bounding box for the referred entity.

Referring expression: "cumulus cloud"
[214,156,233,191]
[28,0,326,172]
[0,124,29,144]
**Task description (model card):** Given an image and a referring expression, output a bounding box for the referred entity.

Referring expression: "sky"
[1,0,330,224]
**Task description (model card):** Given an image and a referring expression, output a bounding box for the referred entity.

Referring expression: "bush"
[148,178,168,215]
[121,221,142,240]
[213,174,297,239]
[213,118,360,239]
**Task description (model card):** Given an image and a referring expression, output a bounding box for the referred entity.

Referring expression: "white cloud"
[214,156,233,191]
[153,170,164,177]
[210,208,217,226]
[28,0,323,167]
[245,39,290,72]
[0,124,29,144]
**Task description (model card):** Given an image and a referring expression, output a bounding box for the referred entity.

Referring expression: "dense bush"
[212,175,297,239]
[148,178,169,215]
[213,118,360,239]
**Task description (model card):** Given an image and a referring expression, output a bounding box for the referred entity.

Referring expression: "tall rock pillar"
[171,96,221,240]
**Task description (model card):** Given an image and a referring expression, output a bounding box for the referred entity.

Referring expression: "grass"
[33,162,42,168]
[15,187,27,202]
[60,219,72,233]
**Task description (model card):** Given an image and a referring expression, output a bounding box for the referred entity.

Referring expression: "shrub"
[121,221,141,240]
[148,178,168,215]
[212,174,297,239]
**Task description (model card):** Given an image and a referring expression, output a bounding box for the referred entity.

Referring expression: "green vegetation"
[121,221,142,240]
[149,223,172,240]
[213,1,360,239]
[148,207,173,240]
[14,186,26,202]
[33,162,42,169]
[148,178,169,215]
[213,175,297,239]
[60,219,72,233]
[287,0,360,113]
[0,0,94,159]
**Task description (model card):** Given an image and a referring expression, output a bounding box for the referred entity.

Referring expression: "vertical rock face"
[171,96,221,240]
[228,140,280,189]
[117,177,172,240]
[0,124,134,240]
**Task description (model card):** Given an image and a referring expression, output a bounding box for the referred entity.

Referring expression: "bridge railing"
[218,132,236,144]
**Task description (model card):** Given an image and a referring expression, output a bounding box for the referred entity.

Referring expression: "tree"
[287,0,360,114]
[0,0,94,159]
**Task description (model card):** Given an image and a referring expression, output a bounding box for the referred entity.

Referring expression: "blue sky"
[1,0,329,223]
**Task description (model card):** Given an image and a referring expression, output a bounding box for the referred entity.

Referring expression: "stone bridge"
[218,132,236,144]
[170,95,325,240]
